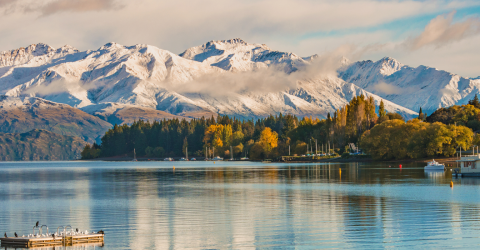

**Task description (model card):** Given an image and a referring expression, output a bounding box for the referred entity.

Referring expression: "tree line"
[82,94,480,160]
[360,94,480,160]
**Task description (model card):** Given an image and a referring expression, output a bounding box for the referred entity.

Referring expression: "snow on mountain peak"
[27,43,55,55]
[4,40,467,121]
[339,57,480,114]
[55,45,80,55]
[207,38,270,51]
[377,57,404,76]
[180,38,311,73]
[99,42,124,51]
[0,43,56,67]
[211,38,249,46]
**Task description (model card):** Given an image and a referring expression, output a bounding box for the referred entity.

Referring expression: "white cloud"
[0,0,476,52]
[391,34,480,77]
[405,10,480,50]
[269,30,393,57]
[373,82,407,95]
[0,0,479,77]
[168,44,365,96]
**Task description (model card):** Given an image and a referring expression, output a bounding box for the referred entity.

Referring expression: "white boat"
[164,158,173,161]
[424,159,445,170]
[212,156,223,161]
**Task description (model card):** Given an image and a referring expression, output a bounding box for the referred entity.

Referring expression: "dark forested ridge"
[82,94,480,161]
[83,94,390,160]
[0,129,86,161]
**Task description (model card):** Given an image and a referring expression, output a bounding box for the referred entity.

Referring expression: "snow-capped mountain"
[180,38,313,73]
[339,57,480,114]
[1,42,222,109]
[0,40,419,123]
[0,43,78,67]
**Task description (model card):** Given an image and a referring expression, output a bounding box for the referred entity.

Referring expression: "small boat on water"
[179,157,187,161]
[212,156,223,161]
[190,158,196,161]
[425,159,445,170]
[164,157,173,161]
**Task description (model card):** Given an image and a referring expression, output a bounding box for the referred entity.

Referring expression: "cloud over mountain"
[406,11,480,50]
[0,39,419,120]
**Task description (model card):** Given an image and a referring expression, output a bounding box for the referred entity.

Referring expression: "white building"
[456,155,480,176]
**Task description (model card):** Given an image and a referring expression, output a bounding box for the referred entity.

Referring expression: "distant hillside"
[0,129,86,161]
[0,96,112,143]
[80,103,203,125]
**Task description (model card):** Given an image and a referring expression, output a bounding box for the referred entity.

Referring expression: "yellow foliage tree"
[259,127,278,154]
[214,137,223,148]
[204,124,232,150]
[361,118,473,160]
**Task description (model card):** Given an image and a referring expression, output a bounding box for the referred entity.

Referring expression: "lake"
[0,161,479,249]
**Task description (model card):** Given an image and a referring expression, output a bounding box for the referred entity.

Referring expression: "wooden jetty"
[1,233,104,248]
[1,225,104,248]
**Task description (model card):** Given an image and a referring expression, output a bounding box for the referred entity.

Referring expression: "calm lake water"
[0,161,479,249]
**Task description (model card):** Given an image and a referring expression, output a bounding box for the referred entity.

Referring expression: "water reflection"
[460,177,480,185]
[424,169,446,180]
[1,161,480,249]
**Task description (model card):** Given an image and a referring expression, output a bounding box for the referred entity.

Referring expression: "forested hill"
[0,129,86,161]
[82,94,383,160]
[83,94,480,161]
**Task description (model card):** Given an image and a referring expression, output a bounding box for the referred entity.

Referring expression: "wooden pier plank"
[0,233,104,248]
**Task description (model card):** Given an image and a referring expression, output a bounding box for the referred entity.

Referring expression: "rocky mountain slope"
[338,57,480,114]
[0,96,112,143]
[0,129,86,161]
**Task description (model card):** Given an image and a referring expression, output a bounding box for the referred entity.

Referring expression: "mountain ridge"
[338,56,480,114]
[7,39,478,122]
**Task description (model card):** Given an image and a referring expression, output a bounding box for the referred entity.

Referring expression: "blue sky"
[0,0,479,76]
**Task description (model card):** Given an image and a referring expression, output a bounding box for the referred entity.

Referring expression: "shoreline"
[80,155,463,165]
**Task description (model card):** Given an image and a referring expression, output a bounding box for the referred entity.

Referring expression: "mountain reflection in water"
[0,161,480,249]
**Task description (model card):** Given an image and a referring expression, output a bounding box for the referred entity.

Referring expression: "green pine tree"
[418,107,424,120]
[379,100,386,118]
[468,94,480,109]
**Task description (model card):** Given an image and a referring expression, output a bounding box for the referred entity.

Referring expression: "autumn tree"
[258,127,278,155]
[361,119,473,160]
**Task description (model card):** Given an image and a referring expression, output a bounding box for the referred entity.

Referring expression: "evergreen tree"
[469,94,480,109]
[379,100,386,118]
[418,107,424,121]
[182,137,188,157]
